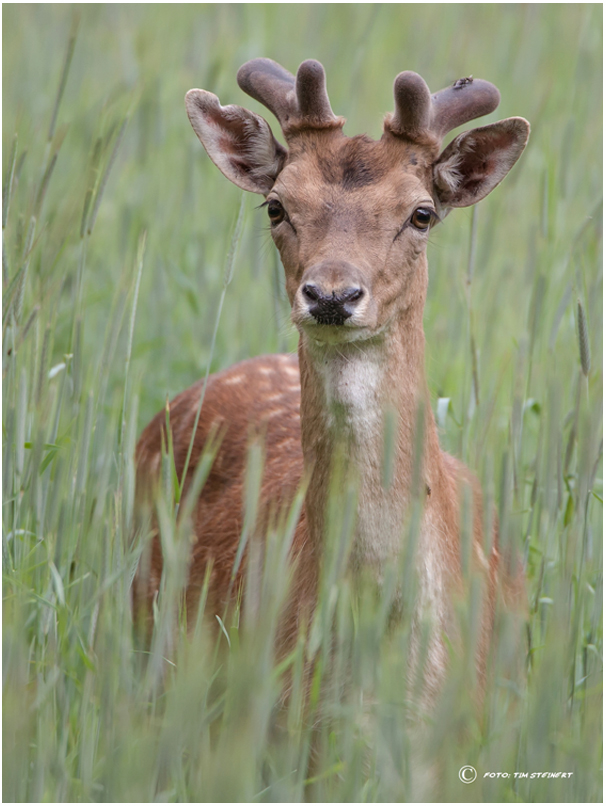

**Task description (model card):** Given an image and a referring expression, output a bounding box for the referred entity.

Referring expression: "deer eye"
[410,207,434,231]
[267,200,285,225]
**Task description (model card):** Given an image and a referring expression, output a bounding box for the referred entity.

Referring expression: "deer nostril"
[341,287,364,304]
[302,283,321,302]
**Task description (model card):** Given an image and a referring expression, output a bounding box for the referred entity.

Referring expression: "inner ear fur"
[185,89,287,194]
[433,117,530,209]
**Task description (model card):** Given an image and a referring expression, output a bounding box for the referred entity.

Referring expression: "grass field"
[3,4,602,802]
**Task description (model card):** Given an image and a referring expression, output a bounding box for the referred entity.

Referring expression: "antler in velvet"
[385,71,501,144]
[237,58,343,136]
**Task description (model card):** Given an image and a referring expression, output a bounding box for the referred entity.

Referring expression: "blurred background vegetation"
[3,4,602,802]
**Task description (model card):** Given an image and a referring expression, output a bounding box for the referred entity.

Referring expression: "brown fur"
[135,355,316,643]
[134,353,499,674]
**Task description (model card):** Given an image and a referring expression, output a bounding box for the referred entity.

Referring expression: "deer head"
[185,59,529,346]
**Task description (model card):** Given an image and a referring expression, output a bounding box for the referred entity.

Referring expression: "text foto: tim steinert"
[484,772,574,779]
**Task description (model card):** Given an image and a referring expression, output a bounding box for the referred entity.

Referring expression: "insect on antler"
[385,71,501,145]
[237,57,344,136]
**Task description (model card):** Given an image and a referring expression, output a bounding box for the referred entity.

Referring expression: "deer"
[134,58,529,699]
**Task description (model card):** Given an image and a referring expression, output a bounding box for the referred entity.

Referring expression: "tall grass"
[3,4,602,802]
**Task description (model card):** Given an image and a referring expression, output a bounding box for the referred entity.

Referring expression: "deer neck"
[297,300,442,570]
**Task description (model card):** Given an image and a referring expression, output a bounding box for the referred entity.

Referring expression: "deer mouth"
[297,317,382,347]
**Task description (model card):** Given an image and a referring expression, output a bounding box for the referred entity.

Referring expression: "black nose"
[302,284,364,325]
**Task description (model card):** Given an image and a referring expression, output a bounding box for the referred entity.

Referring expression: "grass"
[3,4,602,802]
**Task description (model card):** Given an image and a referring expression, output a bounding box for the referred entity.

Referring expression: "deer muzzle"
[297,260,366,327]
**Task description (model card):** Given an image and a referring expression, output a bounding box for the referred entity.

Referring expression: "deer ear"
[433,117,530,209]
[186,89,287,194]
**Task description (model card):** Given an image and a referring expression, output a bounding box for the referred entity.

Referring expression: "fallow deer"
[135,59,529,695]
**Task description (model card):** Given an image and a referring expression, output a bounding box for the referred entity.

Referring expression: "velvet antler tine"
[237,58,297,129]
[430,78,501,138]
[388,71,432,139]
[295,60,337,122]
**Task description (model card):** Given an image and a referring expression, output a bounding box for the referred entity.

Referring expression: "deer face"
[186,60,529,345]
[267,134,438,343]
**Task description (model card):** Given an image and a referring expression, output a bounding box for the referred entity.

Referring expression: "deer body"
[135,59,529,688]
